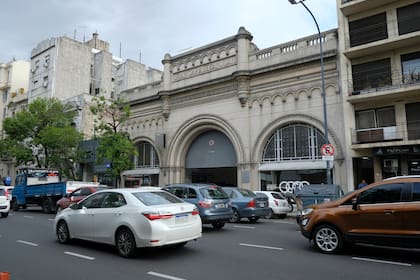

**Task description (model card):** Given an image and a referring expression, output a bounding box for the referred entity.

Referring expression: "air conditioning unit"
[43,81,48,87]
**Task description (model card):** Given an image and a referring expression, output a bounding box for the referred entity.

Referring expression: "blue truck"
[11,168,67,213]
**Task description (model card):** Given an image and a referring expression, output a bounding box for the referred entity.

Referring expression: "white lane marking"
[17,240,39,247]
[64,251,96,260]
[234,225,255,229]
[48,218,55,221]
[272,220,296,225]
[240,243,284,251]
[23,216,34,219]
[352,257,412,267]
[147,271,186,280]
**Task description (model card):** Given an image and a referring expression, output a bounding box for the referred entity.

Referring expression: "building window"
[356,107,395,130]
[349,13,388,47]
[137,141,159,167]
[401,51,420,83]
[352,58,392,93]
[406,102,420,140]
[262,123,325,162]
[397,2,420,35]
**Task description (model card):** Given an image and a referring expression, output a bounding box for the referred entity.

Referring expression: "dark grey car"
[163,184,233,229]
[222,187,270,223]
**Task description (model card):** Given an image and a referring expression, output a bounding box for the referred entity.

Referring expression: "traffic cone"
[0,272,10,280]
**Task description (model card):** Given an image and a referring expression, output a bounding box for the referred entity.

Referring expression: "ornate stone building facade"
[121,27,348,191]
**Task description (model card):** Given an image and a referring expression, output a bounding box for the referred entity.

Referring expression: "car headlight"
[301,208,313,216]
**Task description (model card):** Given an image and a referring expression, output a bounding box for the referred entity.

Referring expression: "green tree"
[0,98,83,178]
[90,96,137,187]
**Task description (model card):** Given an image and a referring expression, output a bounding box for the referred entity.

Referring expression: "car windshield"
[200,186,229,199]
[133,191,184,206]
[238,188,256,197]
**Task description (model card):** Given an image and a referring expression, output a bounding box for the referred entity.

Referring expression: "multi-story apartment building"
[29,32,162,139]
[0,59,30,183]
[338,0,420,189]
[120,27,347,191]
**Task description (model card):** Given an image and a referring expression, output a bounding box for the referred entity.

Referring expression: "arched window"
[137,141,159,167]
[262,123,325,162]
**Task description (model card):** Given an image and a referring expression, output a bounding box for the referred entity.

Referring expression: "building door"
[185,130,237,186]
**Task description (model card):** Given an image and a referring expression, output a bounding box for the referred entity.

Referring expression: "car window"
[186,188,197,199]
[0,189,5,196]
[79,192,107,208]
[80,188,93,196]
[238,188,256,197]
[413,183,420,201]
[171,187,185,198]
[71,189,83,197]
[358,183,403,204]
[133,191,184,206]
[255,192,268,198]
[102,193,126,208]
[271,192,285,199]
[200,187,228,199]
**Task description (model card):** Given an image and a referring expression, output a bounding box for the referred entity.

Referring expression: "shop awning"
[122,168,160,176]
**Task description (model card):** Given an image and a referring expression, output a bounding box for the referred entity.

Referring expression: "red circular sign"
[321,144,335,156]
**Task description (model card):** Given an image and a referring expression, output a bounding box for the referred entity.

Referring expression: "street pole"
[288,0,331,184]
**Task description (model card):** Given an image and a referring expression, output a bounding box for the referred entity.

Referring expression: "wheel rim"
[230,210,239,222]
[315,227,339,252]
[117,230,134,256]
[57,222,69,242]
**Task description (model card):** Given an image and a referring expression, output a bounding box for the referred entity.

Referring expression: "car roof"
[165,183,220,189]
[96,187,163,194]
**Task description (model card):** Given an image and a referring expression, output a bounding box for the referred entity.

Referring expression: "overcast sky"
[1,0,337,70]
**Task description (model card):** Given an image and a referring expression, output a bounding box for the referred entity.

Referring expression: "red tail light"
[247,199,256,208]
[274,200,279,206]
[4,190,9,200]
[198,200,211,208]
[143,212,173,220]
[192,208,199,215]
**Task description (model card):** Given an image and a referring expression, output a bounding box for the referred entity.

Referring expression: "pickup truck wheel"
[313,224,343,254]
[115,228,137,258]
[42,198,53,214]
[56,220,71,244]
[11,199,19,211]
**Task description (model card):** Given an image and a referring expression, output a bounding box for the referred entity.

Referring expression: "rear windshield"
[200,186,229,199]
[271,192,285,199]
[238,188,256,197]
[133,191,184,206]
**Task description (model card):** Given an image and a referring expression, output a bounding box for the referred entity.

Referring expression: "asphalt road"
[1,209,419,280]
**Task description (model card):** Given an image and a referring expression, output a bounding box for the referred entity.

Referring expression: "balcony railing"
[348,68,420,96]
[351,124,420,144]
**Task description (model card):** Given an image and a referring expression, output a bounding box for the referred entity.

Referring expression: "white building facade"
[121,27,349,192]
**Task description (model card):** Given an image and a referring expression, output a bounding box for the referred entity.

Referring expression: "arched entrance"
[259,123,331,190]
[185,130,237,186]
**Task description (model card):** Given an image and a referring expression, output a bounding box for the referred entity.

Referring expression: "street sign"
[321,144,335,156]
[322,155,334,161]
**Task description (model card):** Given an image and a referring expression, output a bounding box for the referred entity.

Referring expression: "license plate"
[175,214,188,223]
[215,203,226,209]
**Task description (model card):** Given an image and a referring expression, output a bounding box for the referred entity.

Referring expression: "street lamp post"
[288,0,331,184]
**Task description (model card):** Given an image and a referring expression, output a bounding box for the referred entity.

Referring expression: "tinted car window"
[413,183,420,201]
[80,188,93,196]
[238,188,256,197]
[102,193,126,208]
[255,193,268,198]
[133,191,183,206]
[200,187,228,199]
[271,192,285,199]
[80,192,108,208]
[358,183,403,204]
[186,188,197,199]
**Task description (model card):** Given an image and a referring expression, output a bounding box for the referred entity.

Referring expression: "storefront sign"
[373,145,420,156]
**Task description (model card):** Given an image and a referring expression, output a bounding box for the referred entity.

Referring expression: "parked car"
[254,191,291,218]
[299,177,420,254]
[163,184,233,229]
[0,187,11,218]
[54,187,202,257]
[56,185,109,212]
[222,187,270,223]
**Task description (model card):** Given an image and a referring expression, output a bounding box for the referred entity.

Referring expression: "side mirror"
[352,197,358,211]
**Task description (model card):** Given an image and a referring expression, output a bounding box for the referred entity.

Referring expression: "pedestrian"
[358,179,368,189]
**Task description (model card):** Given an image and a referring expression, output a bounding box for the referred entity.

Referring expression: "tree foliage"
[0,98,83,178]
[90,96,137,187]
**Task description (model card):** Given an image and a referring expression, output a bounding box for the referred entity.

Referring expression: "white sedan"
[254,191,291,219]
[54,187,202,257]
